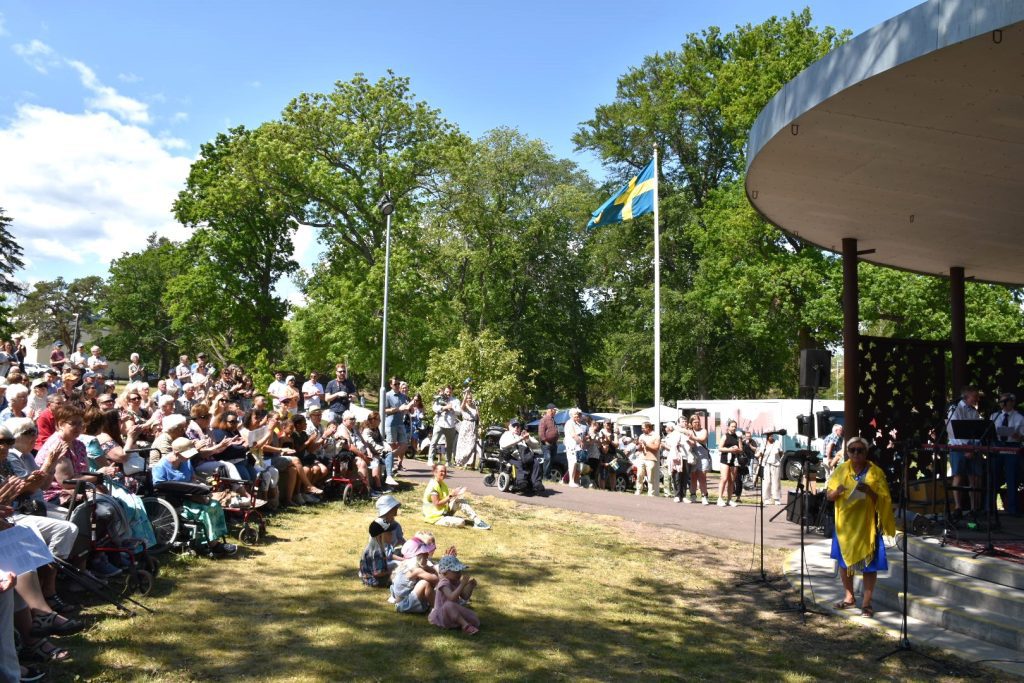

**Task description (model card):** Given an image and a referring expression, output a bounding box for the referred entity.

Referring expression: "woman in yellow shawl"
[826,436,895,618]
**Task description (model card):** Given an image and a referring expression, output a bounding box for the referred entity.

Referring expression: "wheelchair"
[321,453,371,504]
[481,442,543,494]
[63,479,159,597]
[209,472,267,546]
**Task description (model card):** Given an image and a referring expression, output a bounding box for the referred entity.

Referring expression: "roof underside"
[745,1,1024,285]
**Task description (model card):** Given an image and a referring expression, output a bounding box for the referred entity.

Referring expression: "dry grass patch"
[54,490,991,682]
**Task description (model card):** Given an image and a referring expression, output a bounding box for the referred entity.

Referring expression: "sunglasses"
[0,438,14,446]
[847,446,867,454]
[129,396,141,401]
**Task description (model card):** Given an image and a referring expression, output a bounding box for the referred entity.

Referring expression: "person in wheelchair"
[498,419,544,495]
[151,438,237,556]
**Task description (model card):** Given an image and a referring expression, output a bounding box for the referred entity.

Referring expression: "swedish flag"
[587,161,655,229]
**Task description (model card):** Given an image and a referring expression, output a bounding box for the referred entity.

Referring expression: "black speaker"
[799,349,831,389]
[816,409,836,437]
[797,414,815,439]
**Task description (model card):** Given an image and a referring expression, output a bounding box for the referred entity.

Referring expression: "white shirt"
[302,381,324,409]
[990,409,1024,442]
[947,399,981,445]
[433,396,460,430]
[759,439,783,466]
[267,380,289,408]
[499,428,539,451]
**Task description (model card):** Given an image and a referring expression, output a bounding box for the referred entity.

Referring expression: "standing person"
[733,429,756,504]
[826,437,895,618]
[454,388,479,468]
[69,343,87,370]
[664,423,686,502]
[383,378,411,469]
[597,420,618,491]
[11,335,26,373]
[302,371,325,411]
[717,420,741,506]
[563,408,585,487]
[759,433,784,505]
[0,343,14,378]
[49,341,66,373]
[408,393,426,458]
[267,371,289,412]
[947,386,982,518]
[325,363,358,418]
[990,392,1024,516]
[636,421,661,497]
[174,355,191,389]
[584,419,602,489]
[128,353,145,383]
[822,424,844,482]
[537,404,559,479]
[428,386,460,468]
[86,346,109,376]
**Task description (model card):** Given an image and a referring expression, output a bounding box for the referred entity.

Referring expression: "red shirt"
[35,408,56,451]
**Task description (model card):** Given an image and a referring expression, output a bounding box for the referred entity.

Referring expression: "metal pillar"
[842,238,860,438]
[949,266,967,399]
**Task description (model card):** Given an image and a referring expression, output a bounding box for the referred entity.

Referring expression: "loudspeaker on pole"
[799,349,831,389]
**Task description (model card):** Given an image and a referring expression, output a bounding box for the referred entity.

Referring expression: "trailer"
[673,398,845,479]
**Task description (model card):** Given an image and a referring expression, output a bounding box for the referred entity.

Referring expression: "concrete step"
[883,547,1024,622]
[865,571,1024,651]
[906,535,1024,590]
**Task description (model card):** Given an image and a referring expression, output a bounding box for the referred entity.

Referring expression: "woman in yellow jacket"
[826,436,895,618]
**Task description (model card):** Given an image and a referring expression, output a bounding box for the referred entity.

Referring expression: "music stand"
[949,420,1003,558]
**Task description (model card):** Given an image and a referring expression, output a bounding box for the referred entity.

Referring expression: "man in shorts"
[383,377,410,471]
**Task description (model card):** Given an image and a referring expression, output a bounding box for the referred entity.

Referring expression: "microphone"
[764,429,787,436]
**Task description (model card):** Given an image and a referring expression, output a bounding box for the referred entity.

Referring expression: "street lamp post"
[377,192,395,440]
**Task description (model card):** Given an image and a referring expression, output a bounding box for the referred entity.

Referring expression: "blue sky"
[0,0,921,299]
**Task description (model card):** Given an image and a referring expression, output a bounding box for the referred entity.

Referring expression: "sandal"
[462,624,479,635]
[860,605,874,618]
[833,600,856,610]
[22,637,71,662]
[30,610,84,637]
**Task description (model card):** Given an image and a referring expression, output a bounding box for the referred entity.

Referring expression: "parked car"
[22,362,48,378]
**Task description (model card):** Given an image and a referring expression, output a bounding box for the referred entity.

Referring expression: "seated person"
[422,463,490,530]
[151,438,236,556]
[390,532,439,613]
[375,495,406,549]
[359,519,397,587]
[498,419,543,494]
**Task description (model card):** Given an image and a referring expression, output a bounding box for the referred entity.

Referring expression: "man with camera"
[428,385,461,467]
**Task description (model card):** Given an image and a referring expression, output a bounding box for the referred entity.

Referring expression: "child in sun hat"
[358,519,397,587]
[390,531,441,614]
[375,494,406,550]
[428,553,480,634]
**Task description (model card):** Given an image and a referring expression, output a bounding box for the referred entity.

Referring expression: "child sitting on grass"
[428,554,479,635]
[359,519,397,587]
[390,532,441,613]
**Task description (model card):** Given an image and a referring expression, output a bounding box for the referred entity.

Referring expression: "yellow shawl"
[828,460,896,574]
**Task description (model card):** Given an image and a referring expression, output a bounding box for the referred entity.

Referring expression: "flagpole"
[653,144,661,437]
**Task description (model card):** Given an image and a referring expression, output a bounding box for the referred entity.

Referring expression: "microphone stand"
[774,452,828,620]
[738,436,786,587]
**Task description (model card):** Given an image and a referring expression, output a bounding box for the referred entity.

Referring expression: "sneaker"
[773,500,783,506]
[304,493,321,504]
[674,496,681,503]
[473,519,491,530]
[46,594,81,615]
[728,500,739,507]
[682,496,691,504]
[701,496,709,505]
[88,554,122,578]
[212,542,237,556]
[634,490,641,496]
[384,476,400,487]
[568,482,580,488]
[716,499,727,507]
[387,595,397,604]
[370,490,382,499]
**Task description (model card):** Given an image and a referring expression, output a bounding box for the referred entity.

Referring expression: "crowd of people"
[0,344,490,681]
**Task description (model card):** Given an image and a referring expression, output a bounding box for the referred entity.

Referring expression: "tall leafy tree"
[575,10,850,400]
[98,234,186,377]
[173,125,299,366]
[13,276,105,349]
[0,208,26,340]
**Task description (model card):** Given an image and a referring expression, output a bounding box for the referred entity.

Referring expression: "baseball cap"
[171,437,199,459]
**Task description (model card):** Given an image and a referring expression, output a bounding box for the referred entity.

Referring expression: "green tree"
[0,208,26,340]
[173,126,299,366]
[98,234,186,377]
[575,10,850,400]
[418,329,529,428]
[13,276,105,350]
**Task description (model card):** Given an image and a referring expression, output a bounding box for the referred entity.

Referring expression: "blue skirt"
[831,530,888,573]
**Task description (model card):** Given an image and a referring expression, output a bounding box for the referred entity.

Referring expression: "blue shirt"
[152,457,195,483]
[384,390,408,430]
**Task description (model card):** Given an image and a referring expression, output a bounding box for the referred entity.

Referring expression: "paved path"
[398,457,811,549]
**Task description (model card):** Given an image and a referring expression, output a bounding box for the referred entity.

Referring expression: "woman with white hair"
[128,353,145,383]
[0,384,29,422]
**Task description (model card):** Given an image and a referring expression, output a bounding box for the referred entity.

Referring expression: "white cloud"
[0,104,193,271]
[67,60,150,124]
[171,111,188,123]
[0,12,8,37]
[117,72,142,84]
[12,39,59,74]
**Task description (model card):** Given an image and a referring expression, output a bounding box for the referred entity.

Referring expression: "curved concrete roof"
[745,0,1024,285]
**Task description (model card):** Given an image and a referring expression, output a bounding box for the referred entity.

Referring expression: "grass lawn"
[56,489,989,682]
